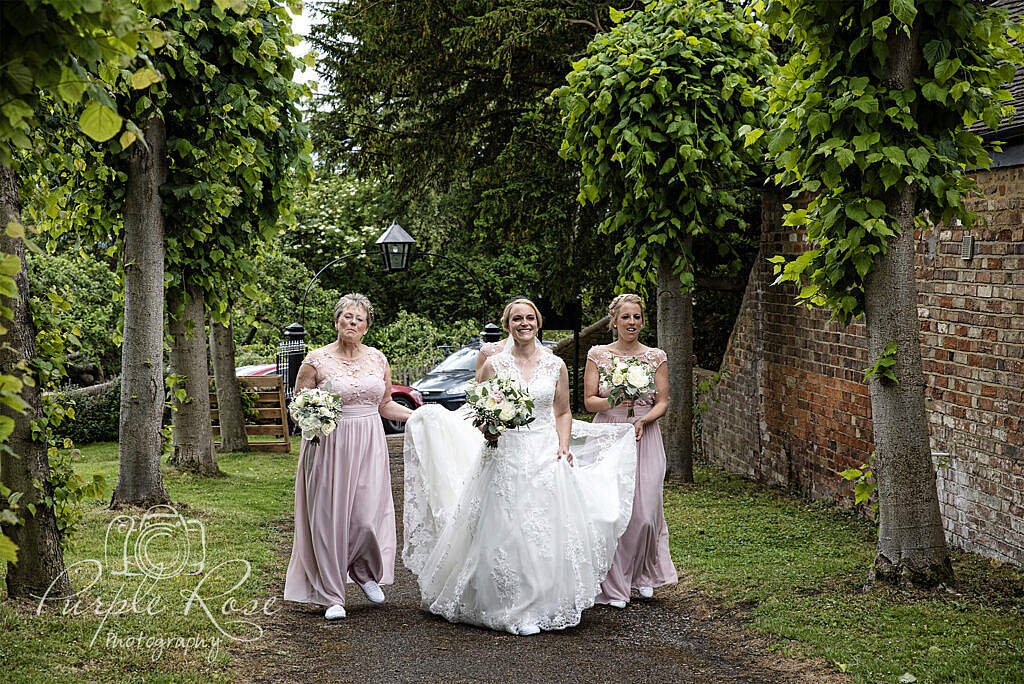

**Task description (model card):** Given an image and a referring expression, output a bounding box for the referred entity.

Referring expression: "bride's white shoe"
[518,624,541,636]
[637,586,654,598]
[608,600,628,609]
[357,580,386,604]
[324,604,346,620]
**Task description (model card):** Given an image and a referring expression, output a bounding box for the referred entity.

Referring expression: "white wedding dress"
[402,346,637,634]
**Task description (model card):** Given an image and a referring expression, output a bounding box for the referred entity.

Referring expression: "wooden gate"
[210,375,290,453]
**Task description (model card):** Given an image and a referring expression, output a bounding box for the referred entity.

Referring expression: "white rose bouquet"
[599,357,656,418]
[288,388,344,445]
[465,376,535,448]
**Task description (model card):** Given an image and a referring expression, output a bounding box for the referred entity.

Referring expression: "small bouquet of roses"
[465,376,535,448]
[600,357,656,418]
[289,388,344,445]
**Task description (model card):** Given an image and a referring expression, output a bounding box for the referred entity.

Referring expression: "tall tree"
[115,113,172,505]
[762,0,1021,586]
[210,313,247,453]
[557,0,774,480]
[131,0,310,475]
[0,0,172,591]
[308,1,621,317]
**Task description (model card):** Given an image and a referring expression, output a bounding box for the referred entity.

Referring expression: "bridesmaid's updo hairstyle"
[500,297,543,332]
[608,293,645,331]
[333,293,375,328]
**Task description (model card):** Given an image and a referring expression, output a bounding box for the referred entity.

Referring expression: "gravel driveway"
[235,436,845,683]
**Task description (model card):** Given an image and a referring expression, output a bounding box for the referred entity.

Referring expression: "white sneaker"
[608,600,628,609]
[637,586,654,598]
[518,623,540,636]
[324,604,346,620]
[357,580,386,604]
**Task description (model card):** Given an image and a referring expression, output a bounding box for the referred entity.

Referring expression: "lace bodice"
[586,345,666,407]
[489,348,562,429]
[301,345,388,406]
[479,339,552,361]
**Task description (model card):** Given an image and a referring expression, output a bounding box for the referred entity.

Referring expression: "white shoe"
[357,580,386,604]
[637,586,654,598]
[518,623,540,636]
[324,604,346,620]
[608,600,628,609]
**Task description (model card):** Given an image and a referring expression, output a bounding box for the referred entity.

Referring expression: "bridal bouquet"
[600,357,656,418]
[465,376,535,448]
[289,388,344,445]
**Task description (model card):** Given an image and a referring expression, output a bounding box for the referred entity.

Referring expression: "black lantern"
[376,220,416,272]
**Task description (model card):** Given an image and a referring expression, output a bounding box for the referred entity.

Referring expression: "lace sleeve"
[586,345,605,367]
[301,349,322,370]
[650,348,668,370]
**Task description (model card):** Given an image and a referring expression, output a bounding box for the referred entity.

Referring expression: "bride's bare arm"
[553,361,573,465]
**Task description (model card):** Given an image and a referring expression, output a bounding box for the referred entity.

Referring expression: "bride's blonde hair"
[500,298,543,332]
[607,293,644,333]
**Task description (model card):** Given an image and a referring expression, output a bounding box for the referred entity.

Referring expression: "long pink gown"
[284,346,397,608]
[588,345,678,604]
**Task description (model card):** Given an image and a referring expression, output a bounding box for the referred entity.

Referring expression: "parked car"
[235,362,423,434]
[412,340,557,410]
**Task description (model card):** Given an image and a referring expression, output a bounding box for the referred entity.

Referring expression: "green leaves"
[890,0,917,28]
[558,0,772,286]
[79,103,123,142]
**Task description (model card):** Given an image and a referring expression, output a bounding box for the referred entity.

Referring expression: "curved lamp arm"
[300,251,370,327]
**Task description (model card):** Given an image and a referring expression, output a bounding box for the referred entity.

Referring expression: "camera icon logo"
[104,505,206,579]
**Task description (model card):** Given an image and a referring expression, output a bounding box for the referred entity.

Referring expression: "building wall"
[699,167,1024,564]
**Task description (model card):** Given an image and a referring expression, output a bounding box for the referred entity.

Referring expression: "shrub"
[364,310,480,369]
[53,382,121,445]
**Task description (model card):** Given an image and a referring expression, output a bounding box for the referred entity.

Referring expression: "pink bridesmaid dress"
[284,346,396,608]
[588,345,678,604]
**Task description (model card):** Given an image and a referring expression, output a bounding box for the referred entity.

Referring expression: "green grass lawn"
[0,440,299,683]
[665,467,1024,684]
[2,444,1021,683]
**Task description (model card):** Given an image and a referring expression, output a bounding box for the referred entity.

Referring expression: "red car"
[235,363,423,434]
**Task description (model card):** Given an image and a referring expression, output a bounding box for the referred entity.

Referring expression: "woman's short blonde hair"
[608,293,644,331]
[333,293,375,327]
[500,298,543,332]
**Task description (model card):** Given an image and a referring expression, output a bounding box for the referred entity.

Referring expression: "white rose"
[499,404,515,421]
[626,366,649,388]
[294,394,306,408]
[611,371,626,386]
[322,421,336,434]
[483,396,499,411]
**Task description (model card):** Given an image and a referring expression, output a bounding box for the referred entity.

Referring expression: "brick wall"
[699,168,1024,565]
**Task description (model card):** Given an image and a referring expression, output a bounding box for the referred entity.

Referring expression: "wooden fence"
[210,374,290,453]
[391,364,433,387]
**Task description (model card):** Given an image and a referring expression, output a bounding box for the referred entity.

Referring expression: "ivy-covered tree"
[151,0,310,474]
[761,0,1022,586]
[0,0,171,595]
[556,0,774,480]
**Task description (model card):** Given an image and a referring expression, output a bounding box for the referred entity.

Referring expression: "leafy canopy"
[760,0,1022,324]
[556,0,775,289]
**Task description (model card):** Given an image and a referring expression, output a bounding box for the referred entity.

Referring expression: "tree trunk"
[209,313,247,452]
[864,20,952,587]
[0,166,71,599]
[113,116,170,508]
[657,252,694,482]
[168,283,219,475]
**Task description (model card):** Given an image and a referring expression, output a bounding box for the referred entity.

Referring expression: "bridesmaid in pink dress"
[584,293,678,608]
[284,294,413,621]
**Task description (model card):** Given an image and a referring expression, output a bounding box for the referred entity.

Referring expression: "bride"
[403,298,638,635]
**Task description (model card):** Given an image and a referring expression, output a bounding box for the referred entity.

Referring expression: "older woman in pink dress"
[584,294,678,608]
[284,293,413,621]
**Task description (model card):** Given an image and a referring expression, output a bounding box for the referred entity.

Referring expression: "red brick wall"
[699,168,1024,564]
